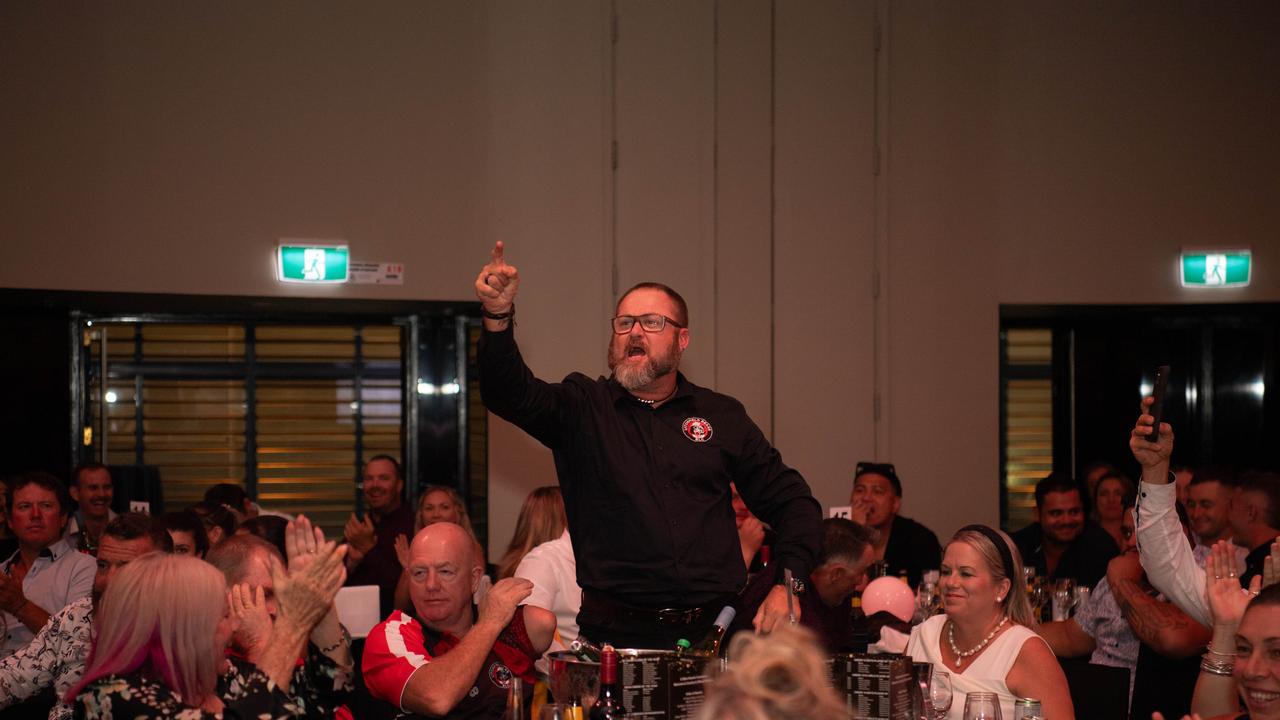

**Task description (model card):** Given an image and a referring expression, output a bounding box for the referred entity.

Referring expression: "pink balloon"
[862,576,915,622]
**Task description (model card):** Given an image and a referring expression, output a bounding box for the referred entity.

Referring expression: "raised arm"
[258,537,348,693]
[1131,398,1210,626]
[474,241,519,332]
[1190,542,1256,719]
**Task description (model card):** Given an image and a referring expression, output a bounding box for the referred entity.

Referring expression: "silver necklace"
[947,615,1009,666]
[636,397,657,405]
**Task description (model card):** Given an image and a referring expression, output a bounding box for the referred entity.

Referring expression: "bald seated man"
[363,522,555,718]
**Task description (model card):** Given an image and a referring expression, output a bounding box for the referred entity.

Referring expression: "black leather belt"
[582,589,733,627]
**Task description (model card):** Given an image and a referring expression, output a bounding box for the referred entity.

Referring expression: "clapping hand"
[271,537,348,632]
[0,574,26,614]
[1205,540,1257,630]
[229,582,272,663]
[287,514,327,572]
[394,533,411,569]
[344,513,376,556]
[474,241,519,315]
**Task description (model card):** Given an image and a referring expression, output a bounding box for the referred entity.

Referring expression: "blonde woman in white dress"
[907,525,1074,720]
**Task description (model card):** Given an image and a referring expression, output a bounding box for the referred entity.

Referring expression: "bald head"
[407,521,483,631]
[411,521,479,568]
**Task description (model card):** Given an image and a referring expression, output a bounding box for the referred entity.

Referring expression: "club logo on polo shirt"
[682,417,713,443]
[488,662,514,689]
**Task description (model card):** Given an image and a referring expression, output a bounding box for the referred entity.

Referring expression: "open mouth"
[626,346,646,359]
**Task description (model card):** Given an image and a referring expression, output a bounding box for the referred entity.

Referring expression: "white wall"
[2,1,1278,550]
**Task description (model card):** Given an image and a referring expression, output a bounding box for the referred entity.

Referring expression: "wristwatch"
[780,574,806,596]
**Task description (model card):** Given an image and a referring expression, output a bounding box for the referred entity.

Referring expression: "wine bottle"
[685,606,737,657]
[588,645,626,719]
[570,635,603,661]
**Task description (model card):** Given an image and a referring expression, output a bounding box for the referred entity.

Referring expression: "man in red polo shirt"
[364,522,555,718]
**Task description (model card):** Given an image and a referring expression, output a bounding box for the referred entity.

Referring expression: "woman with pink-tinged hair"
[67,541,344,717]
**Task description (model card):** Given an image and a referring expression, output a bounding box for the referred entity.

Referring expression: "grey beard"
[614,360,657,391]
[609,344,680,391]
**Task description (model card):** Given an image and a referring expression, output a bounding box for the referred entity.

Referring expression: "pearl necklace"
[947,616,1009,666]
[633,389,675,406]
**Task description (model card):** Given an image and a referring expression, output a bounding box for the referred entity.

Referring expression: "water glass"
[962,691,1002,720]
[929,670,953,720]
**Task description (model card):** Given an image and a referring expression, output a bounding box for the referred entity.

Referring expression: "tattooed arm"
[1107,553,1211,658]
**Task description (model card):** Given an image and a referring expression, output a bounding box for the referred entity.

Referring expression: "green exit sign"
[277,244,350,284]
[1181,249,1251,288]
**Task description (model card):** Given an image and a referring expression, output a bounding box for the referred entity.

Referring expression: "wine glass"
[962,691,1002,720]
[538,704,573,720]
[1050,578,1078,621]
[929,670,953,720]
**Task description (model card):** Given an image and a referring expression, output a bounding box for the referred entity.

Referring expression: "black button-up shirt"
[479,326,822,607]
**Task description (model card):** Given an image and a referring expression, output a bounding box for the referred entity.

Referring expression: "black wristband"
[482,304,515,321]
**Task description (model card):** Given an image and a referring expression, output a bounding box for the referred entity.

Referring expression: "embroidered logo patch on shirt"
[488,662,513,689]
[682,417,713,443]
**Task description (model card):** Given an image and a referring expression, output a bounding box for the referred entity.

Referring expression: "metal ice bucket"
[547,648,713,716]
[546,651,601,708]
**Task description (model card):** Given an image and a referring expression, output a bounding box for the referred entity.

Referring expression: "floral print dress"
[75,657,299,719]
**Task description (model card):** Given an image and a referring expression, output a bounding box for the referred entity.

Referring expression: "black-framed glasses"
[611,314,685,334]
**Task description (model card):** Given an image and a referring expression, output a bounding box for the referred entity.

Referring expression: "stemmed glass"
[1050,578,1077,621]
[929,670,953,720]
[538,704,572,720]
[963,691,1002,720]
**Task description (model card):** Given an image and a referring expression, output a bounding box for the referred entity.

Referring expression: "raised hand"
[344,513,376,555]
[473,241,520,315]
[1205,540,1255,630]
[286,514,325,572]
[271,541,348,632]
[230,582,272,662]
[1130,396,1174,472]
[476,577,532,630]
[394,533,411,569]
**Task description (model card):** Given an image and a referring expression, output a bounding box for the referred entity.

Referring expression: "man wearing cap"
[473,242,822,650]
[850,462,941,588]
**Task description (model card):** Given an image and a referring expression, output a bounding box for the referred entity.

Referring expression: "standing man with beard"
[1011,473,1118,589]
[474,242,822,649]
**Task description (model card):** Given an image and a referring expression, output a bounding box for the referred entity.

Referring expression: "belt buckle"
[655,607,699,625]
